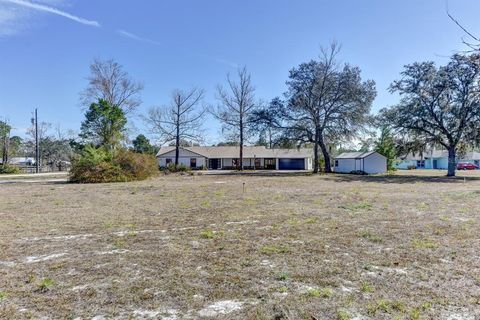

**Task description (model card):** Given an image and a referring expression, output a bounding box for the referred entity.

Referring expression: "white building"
[156,146,313,170]
[396,150,480,170]
[334,151,387,174]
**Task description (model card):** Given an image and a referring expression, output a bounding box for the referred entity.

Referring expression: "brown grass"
[0,170,479,319]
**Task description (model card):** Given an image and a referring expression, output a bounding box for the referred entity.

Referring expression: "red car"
[457,162,479,170]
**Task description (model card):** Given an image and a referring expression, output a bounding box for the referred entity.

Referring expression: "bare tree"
[145,88,206,166]
[212,67,258,170]
[80,58,144,114]
[447,6,479,51]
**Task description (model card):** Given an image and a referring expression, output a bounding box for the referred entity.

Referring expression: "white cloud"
[117,29,161,46]
[0,0,99,36]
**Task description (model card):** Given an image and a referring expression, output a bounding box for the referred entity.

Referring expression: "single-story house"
[395,150,480,170]
[7,157,36,166]
[334,151,387,174]
[156,146,313,170]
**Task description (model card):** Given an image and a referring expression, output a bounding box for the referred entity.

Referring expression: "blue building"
[396,150,480,170]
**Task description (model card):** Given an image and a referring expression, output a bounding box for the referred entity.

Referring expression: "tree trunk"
[239,118,244,171]
[313,139,319,173]
[447,146,456,177]
[319,136,332,173]
[175,118,180,167]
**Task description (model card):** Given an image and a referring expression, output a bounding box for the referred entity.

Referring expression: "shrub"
[162,163,190,173]
[0,164,20,174]
[69,146,158,183]
[114,149,158,180]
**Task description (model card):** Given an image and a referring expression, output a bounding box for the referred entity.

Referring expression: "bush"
[69,146,158,183]
[162,163,190,173]
[0,164,20,174]
[114,149,159,181]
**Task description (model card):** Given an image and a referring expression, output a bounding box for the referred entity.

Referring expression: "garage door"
[278,158,305,170]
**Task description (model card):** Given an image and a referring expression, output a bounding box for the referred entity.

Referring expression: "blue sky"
[0,0,479,144]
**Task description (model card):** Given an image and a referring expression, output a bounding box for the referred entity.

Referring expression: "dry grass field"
[1,171,480,319]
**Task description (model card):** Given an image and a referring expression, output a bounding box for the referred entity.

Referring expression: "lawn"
[0,171,479,319]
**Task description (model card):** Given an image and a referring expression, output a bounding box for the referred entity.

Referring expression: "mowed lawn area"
[1,171,480,319]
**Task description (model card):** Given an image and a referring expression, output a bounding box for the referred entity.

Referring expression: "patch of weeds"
[304,217,317,224]
[275,272,289,281]
[412,238,438,249]
[367,299,406,316]
[286,219,300,226]
[214,189,226,198]
[361,282,374,293]
[201,200,211,208]
[417,202,429,210]
[433,228,447,236]
[278,286,288,293]
[0,291,7,301]
[439,216,449,222]
[243,197,259,205]
[200,230,223,239]
[260,245,290,255]
[409,308,420,320]
[102,221,114,229]
[113,239,126,249]
[336,310,351,320]
[37,278,54,293]
[306,287,333,298]
[421,301,432,311]
[53,200,64,206]
[362,263,374,271]
[26,274,36,284]
[360,231,383,243]
[339,201,373,213]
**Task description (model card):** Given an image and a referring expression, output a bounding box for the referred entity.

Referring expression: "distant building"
[334,151,387,174]
[7,157,36,166]
[156,146,313,170]
[396,150,480,170]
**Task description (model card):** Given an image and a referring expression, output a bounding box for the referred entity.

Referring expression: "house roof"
[335,151,379,159]
[156,146,313,159]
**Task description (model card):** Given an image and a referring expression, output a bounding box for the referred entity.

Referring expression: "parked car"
[457,162,479,170]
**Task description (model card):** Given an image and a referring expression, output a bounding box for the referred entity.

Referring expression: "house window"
[190,158,197,168]
[416,160,425,168]
[335,160,339,167]
[166,158,172,165]
[255,158,261,168]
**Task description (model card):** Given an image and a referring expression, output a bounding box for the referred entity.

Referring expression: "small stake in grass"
[243,182,245,193]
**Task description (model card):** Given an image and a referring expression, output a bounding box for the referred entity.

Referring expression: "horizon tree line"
[3,43,480,177]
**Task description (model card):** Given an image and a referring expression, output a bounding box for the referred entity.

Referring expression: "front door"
[355,159,362,171]
[208,159,221,170]
[433,160,438,169]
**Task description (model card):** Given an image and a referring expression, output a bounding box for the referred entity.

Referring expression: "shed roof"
[156,146,313,158]
[335,151,378,159]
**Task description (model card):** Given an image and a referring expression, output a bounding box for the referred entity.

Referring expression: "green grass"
[274,272,289,281]
[336,310,351,320]
[339,201,373,212]
[306,287,333,298]
[199,230,223,239]
[412,238,438,249]
[260,245,291,255]
[361,282,374,293]
[37,278,55,293]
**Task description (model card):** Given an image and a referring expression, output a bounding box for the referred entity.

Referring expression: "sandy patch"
[198,300,244,317]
